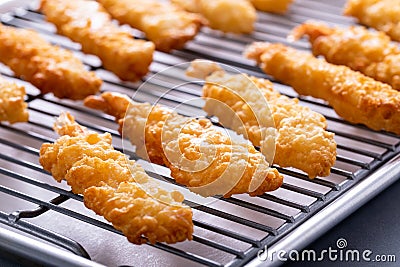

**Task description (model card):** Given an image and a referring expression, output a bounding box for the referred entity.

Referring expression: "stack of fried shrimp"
[291,21,400,91]
[171,0,256,34]
[84,92,283,198]
[0,76,28,123]
[245,42,400,135]
[344,0,400,42]
[40,0,155,82]
[39,112,193,245]
[186,60,336,178]
[0,23,101,100]
[98,0,204,52]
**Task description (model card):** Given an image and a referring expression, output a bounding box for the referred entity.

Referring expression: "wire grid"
[0,1,399,266]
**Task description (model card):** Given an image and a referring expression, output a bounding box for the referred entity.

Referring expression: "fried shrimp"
[39,112,193,244]
[84,92,283,198]
[344,0,400,42]
[171,0,256,34]
[186,60,336,178]
[0,23,101,100]
[250,0,293,14]
[40,0,155,81]
[245,42,400,135]
[0,76,28,123]
[84,182,193,245]
[98,0,204,52]
[291,21,400,90]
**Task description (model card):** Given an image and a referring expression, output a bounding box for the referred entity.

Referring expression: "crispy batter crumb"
[0,76,28,123]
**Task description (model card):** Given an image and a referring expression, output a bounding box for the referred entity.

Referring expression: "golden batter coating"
[39,112,193,244]
[40,0,155,81]
[84,92,283,198]
[0,23,101,100]
[171,0,256,34]
[39,132,131,193]
[344,0,400,42]
[84,182,192,244]
[250,0,293,13]
[170,0,200,13]
[186,60,336,178]
[40,112,133,192]
[291,22,400,90]
[245,42,400,135]
[0,76,28,123]
[98,0,204,52]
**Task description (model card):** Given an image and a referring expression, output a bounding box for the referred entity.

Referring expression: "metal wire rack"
[0,0,399,266]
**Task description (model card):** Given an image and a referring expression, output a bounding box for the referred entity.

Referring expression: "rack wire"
[0,0,399,266]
